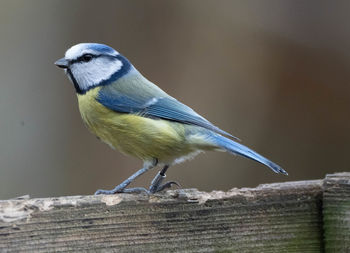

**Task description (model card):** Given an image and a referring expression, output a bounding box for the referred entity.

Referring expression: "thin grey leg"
[149,165,180,193]
[149,165,169,193]
[95,164,154,195]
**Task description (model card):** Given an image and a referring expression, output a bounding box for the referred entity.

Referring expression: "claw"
[155,181,181,193]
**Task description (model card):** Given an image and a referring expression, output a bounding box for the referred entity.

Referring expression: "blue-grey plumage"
[55,43,287,195]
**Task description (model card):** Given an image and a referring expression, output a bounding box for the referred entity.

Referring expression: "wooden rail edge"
[0,172,349,252]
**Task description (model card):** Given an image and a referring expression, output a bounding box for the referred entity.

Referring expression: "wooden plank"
[323,172,350,252]
[0,180,324,252]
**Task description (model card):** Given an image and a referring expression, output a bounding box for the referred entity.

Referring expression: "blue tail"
[211,134,288,175]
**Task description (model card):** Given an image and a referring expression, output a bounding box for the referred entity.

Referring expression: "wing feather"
[97,79,236,138]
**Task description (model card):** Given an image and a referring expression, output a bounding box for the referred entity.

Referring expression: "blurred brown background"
[0,0,349,199]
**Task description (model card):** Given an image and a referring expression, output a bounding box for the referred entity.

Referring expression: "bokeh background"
[1,0,349,199]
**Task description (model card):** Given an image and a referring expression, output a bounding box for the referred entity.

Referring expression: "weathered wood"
[323,172,350,252]
[0,179,326,253]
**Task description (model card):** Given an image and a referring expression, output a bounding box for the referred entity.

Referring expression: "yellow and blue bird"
[55,43,287,195]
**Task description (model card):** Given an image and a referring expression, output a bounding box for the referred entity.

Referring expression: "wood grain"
[0,176,339,252]
[323,172,350,252]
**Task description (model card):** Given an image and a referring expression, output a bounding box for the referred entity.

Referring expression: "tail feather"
[212,134,288,175]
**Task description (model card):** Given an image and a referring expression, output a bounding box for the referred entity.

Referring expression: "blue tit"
[55,43,287,195]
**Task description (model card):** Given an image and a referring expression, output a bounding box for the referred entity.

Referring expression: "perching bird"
[55,43,287,195]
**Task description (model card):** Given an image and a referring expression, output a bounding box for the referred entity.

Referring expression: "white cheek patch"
[71,58,123,91]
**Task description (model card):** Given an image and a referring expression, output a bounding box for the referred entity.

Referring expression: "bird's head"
[55,43,131,94]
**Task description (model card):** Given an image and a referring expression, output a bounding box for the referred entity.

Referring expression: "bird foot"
[95,164,180,195]
[95,187,149,195]
[95,183,180,195]
[148,170,181,193]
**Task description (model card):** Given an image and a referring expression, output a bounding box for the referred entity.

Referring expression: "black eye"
[81,54,93,62]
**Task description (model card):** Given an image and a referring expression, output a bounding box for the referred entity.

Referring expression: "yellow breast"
[76,88,196,162]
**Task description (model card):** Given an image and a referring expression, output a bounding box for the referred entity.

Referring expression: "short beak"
[55,58,69,69]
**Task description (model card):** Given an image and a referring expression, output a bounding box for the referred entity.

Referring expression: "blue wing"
[97,83,236,138]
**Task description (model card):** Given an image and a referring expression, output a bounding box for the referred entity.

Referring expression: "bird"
[55,43,287,195]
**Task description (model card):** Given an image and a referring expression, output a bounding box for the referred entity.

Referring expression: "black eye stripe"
[70,54,97,64]
[69,54,117,65]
